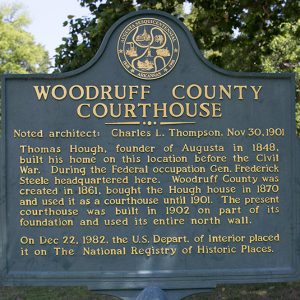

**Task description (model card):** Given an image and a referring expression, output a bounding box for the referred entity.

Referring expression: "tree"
[0,3,49,131]
[0,3,49,74]
[55,0,299,73]
[184,0,299,72]
[55,0,135,72]
[54,0,188,72]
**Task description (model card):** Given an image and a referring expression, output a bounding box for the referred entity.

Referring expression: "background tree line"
[0,3,49,131]
[0,3,49,74]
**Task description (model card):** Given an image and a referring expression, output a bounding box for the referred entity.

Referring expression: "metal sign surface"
[1,10,299,298]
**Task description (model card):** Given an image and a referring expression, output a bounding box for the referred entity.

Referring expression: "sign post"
[1,10,299,300]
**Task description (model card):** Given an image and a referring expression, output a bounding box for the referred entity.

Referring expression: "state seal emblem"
[117,18,180,80]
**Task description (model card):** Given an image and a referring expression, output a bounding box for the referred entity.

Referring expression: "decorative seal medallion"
[117,17,180,80]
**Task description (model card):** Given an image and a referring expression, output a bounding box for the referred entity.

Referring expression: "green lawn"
[1,282,300,300]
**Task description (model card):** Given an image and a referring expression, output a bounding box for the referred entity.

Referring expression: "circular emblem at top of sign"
[117,18,180,80]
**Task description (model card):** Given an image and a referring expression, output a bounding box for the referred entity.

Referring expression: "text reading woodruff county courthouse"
[33,84,262,119]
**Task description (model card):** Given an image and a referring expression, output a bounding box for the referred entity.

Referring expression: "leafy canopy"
[55,0,299,73]
[0,3,49,74]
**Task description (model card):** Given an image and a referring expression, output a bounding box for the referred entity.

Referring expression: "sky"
[1,0,91,64]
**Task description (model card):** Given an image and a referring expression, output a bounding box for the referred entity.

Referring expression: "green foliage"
[185,0,299,73]
[54,0,190,72]
[55,0,135,72]
[55,0,299,72]
[0,3,49,74]
[261,20,300,87]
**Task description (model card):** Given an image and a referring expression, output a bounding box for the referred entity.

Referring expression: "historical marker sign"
[1,10,299,299]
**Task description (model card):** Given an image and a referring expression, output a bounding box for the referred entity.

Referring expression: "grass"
[1,281,300,300]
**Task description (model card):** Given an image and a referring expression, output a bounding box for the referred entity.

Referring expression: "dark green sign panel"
[1,10,299,299]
